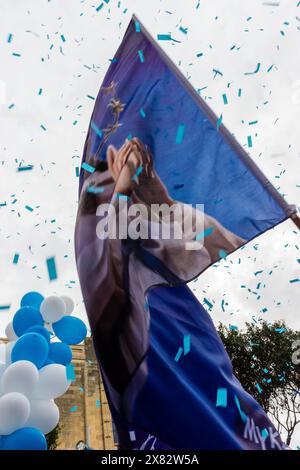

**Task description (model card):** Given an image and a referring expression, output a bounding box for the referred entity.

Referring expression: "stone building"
[55,338,117,450]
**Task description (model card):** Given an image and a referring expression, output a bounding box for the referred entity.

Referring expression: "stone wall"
[54,338,117,450]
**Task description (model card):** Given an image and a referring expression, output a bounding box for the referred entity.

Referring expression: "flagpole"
[291,213,300,230]
[132,14,300,232]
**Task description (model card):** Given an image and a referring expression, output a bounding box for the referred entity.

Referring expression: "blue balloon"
[11,332,49,369]
[52,316,87,345]
[20,291,44,310]
[0,427,47,450]
[25,325,51,343]
[48,342,72,365]
[13,306,44,337]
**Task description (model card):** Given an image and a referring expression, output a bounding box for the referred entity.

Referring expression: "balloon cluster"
[0,291,87,450]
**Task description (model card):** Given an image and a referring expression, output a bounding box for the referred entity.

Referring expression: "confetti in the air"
[216,388,228,407]
[46,256,58,281]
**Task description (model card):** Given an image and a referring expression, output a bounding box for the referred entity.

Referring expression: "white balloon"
[0,392,30,435]
[40,296,66,323]
[0,344,6,363]
[0,362,6,378]
[0,363,7,396]
[1,360,39,396]
[26,399,59,434]
[5,322,18,341]
[35,364,70,399]
[60,295,74,315]
[5,341,16,365]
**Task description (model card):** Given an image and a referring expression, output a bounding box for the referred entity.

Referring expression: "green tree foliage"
[218,320,300,445]
[46,423,61,450]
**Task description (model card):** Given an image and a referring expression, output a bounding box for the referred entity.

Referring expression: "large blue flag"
[75,16,294,450]
[79,16,295,242]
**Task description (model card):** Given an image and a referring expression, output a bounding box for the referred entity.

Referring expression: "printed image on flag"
[75,16,294,450]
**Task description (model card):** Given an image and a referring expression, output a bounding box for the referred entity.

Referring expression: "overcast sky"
[0,0,300,446]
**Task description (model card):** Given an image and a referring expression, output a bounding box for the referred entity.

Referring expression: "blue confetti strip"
[216,114,223,130]
[179,26,188,35]
[174,347,183,362]
[229,325,238,331]
[132,165,143,182]
[96,399,101,408]
[175,124,185,144]
[0,305,11,311]
[70,406,78,413]
[81,162,95,173]
[213,68,223,78]
[196,227,214,240]
[244,63,261,75]
[87,186,104,194]
[25,205,33,212]
[140,108,146,118]
[66,363,76,381]
[247,135,253,148]
[183,335,191,356]
[135,21,141,32]
[254,270,263,276]
[256,383,263,394]
[115,192,129,200]
[275,327,286,333]
[234,395,248,423]
[216,388,227,407]
[219,249,228,259]
[157,34,172,41]
[18,165,33,172]
[138,50,144,63]
[96,3,104,11]
[91,121,103,139]
[7,33,13,43]
[13,253,19,264]
[203,298,213,310]
[46,256,57,281]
